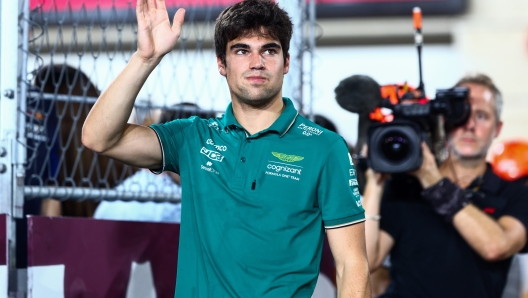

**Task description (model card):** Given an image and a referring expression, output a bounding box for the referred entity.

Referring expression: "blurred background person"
[362,74,528,298]
[94,103,216,223]
[33,64,133,217]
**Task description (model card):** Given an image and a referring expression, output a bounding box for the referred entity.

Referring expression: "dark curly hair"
[214,0,293,66]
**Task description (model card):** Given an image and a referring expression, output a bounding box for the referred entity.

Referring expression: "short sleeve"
[318,139,365,229]
[149,117,195,174]
[501,185,528,253]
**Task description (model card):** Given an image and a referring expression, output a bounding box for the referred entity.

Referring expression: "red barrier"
[28,216,180,297]
[26,216,336,297]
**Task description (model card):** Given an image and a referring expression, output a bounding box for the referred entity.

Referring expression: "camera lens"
[368,122,423,173]
[380,132,410,162]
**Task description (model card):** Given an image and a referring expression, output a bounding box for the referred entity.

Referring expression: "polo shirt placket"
[225,126,266,191]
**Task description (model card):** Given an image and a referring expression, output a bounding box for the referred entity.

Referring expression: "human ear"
[216,56,227,76]
[283,54,290,75]
[494,120,503,138]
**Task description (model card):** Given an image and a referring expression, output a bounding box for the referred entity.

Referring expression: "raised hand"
[136,0,185,62]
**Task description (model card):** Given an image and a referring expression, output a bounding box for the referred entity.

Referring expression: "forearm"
[335,260,371,298]
[453,205,517,260]
[362,181,384,269]
[82,53,160,153]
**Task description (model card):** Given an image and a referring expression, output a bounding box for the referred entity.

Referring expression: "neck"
[440,156,487,188]
[231,96,285,135]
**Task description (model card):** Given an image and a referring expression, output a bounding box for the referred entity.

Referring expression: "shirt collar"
[469,163,503,194]
[221,97,299,137]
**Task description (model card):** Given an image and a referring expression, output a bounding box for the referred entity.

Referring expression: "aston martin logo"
[272,152,304,162]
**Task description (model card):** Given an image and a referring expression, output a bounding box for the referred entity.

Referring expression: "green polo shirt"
[150,98,364,298]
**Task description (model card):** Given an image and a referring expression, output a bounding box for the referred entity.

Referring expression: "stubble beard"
[447,138,488,164]
[232,84,282,109]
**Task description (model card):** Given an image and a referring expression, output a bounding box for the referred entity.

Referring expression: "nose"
[250,53,265,70]
[463,113,476,130]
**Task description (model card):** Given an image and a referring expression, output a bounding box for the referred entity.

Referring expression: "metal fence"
[0,0,315,295]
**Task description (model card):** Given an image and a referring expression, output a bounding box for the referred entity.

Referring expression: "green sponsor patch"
[272,152,304,162]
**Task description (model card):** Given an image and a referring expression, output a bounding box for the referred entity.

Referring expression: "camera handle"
[433,115,448,165]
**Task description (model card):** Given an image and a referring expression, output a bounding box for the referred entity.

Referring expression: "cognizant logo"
[267,164,302,175]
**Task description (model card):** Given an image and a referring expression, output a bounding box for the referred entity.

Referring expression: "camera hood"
[367,120,426,174]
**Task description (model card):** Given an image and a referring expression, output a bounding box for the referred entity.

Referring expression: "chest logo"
[206,138,227,152]
[208,121,220,131]
[297,123,323,136]
[272,152,304,162]
[200,147,224,162]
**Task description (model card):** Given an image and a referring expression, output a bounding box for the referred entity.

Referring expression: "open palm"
[136,0,185,61]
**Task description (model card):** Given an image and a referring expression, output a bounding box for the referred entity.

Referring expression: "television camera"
[336,8,471,174]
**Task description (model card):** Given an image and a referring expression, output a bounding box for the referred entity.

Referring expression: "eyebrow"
[262,42,281,49]
[229,42,281,51]
[230,43,250,50]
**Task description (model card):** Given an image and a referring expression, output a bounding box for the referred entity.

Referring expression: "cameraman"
[363,74,528,298]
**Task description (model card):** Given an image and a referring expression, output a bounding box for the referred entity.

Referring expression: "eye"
[474,112,488,120]
[235,49,248,55]
[263,49,277,55]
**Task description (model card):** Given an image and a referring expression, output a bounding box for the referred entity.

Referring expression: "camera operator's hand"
[365,168,389,189]
[409,142,443,189]
[411,142,470,223]
[362,144,389,190]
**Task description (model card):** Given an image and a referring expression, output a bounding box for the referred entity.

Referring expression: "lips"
[246,76,267,83]
[461,138,476,142]
[459,135,477,143]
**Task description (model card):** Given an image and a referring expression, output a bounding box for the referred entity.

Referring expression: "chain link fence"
[0,0,315,295]
[19,0,314,203]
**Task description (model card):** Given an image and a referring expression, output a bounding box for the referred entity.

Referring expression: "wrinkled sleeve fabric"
[149,117,196,174]
[318,139,365,229]
[501,185,528,253]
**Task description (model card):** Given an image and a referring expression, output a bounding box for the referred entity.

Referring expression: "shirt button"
[246,139,251,143]
[241,157,246,162]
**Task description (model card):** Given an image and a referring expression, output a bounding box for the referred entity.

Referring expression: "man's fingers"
[172,8,186,33]
[136,0,144,17]
[361,144,368,157]
[146,0,156,11]
[421,142,433,157]
[156,0,167,11]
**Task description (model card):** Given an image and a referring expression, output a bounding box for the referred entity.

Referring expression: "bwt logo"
[200,147,224,162]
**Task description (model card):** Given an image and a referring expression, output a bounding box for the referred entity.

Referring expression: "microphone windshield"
[335,75,383,115]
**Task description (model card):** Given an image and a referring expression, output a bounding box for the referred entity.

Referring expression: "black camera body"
[366,87,470,174]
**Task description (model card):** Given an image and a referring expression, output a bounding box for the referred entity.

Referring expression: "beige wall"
[453,0,528,144]
[316,0,528,150]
